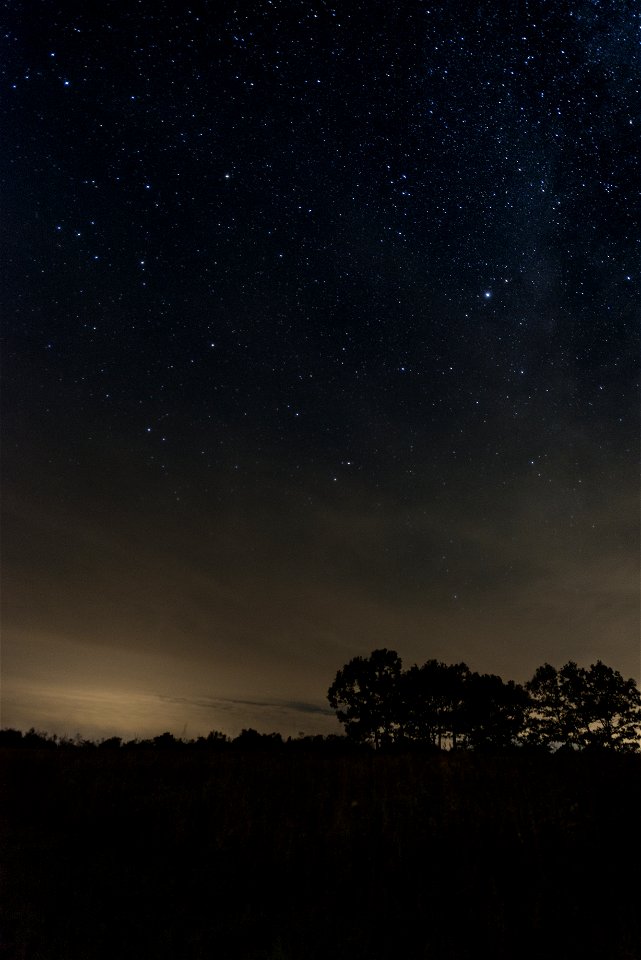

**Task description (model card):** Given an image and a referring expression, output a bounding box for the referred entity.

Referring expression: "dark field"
[1,749,639,959]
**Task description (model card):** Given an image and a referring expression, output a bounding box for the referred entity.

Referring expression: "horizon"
[4,650,639,744]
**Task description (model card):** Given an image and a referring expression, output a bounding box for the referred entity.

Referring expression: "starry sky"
[1,0,639,739]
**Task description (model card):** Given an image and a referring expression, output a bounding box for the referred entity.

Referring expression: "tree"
[524,662,570,749]
[401,660,470,749]
[458,672,529,751]
[579,661,641,750]
[525,661,641,751]
[327,648,403,749]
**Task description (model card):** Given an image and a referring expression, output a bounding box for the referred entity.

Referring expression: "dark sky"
[2,0,639,740]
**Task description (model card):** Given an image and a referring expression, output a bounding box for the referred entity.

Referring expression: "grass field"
[1,748,639,959]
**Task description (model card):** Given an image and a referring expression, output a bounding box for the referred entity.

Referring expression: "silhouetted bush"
[98,736,122,749]
[21,728,57,749]
[193,730,231,750]
[0,728,23,747]
[232,728,284,751]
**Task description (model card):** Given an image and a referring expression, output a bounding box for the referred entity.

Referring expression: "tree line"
[327,649,641,752]
[0,727,372,754]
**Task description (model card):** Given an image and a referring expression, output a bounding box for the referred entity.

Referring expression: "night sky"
[2,0,639,740]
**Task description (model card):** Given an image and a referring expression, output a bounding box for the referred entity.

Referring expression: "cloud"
[159,693,334,718]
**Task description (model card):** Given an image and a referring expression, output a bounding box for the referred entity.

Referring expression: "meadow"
[1,746,639,959]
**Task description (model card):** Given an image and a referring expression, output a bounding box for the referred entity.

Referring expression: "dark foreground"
[1,749,639,960]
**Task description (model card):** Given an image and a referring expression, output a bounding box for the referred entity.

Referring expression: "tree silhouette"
[525,661,641,751]
[328,650,640,752]
[458,672,529,751]
[579,661,641,749]
[327,648,403,749]
[401,660,470,749]
[524,662,567,748]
